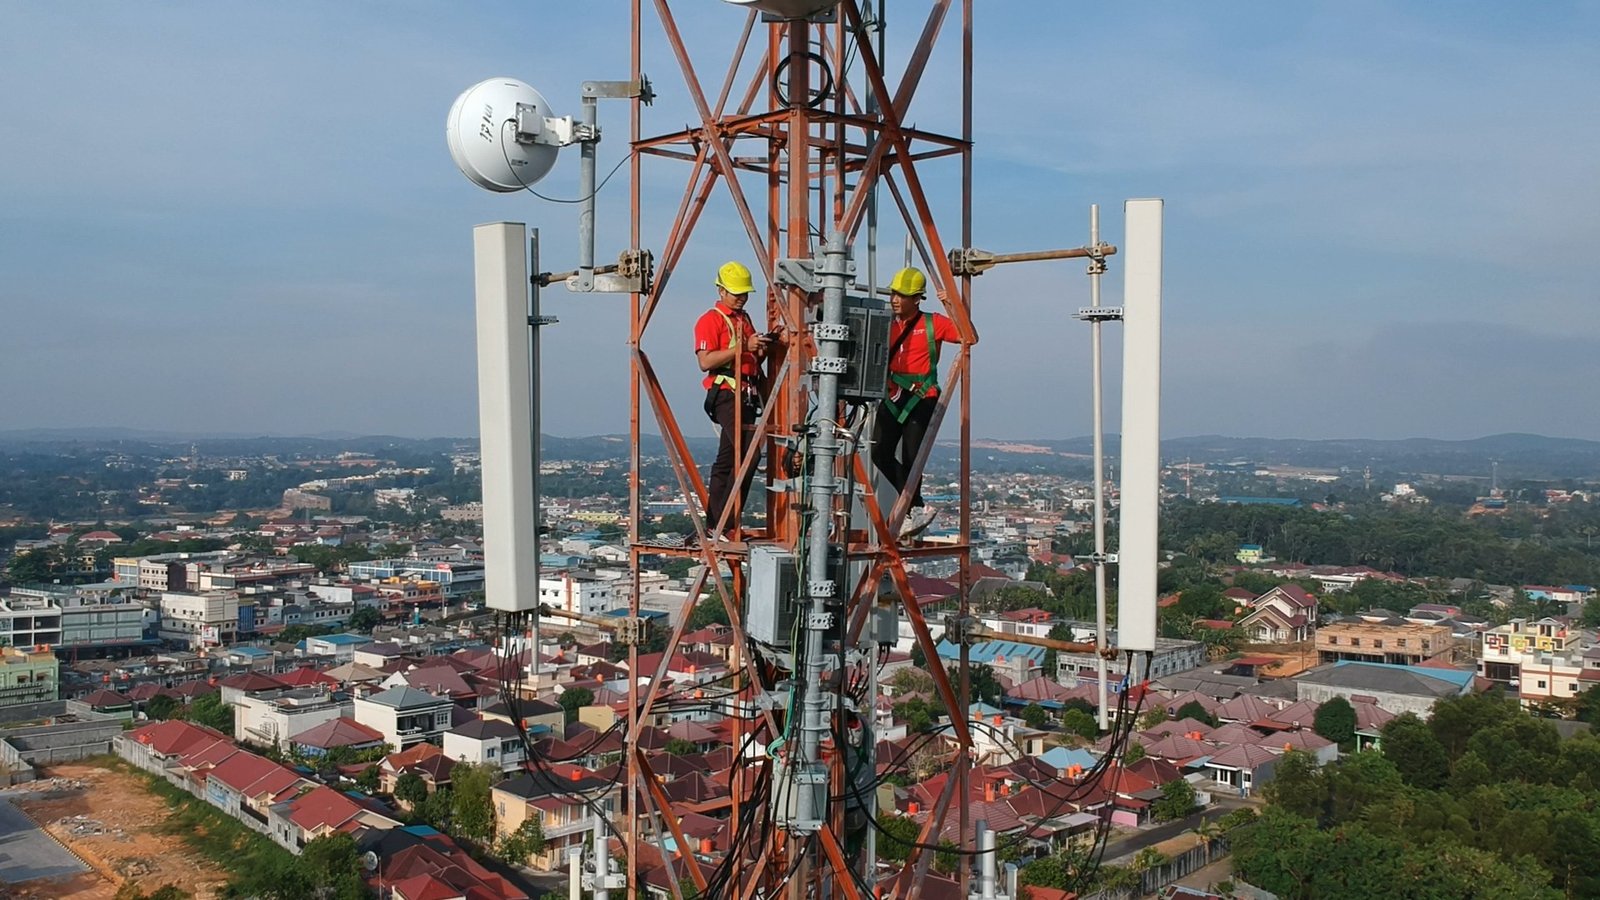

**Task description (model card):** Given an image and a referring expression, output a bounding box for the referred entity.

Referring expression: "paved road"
[1101,797,1252,863]
[0,796,88,885]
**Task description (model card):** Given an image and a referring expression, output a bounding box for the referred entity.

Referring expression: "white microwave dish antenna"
[446,77,562,192]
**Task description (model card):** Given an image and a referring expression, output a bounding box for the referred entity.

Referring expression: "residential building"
[441,502,484,522]
[538,572,620,617]
[1294,661,1474,717]
[0,598,62,649]
[290,717,388,757]
[1054,633,1205,681]
[1238,585,1318,644]
[1316,620,1456,667]
[482,697,565,736]
[348,558,485,600]
[266,784,401,853]
[159,591,240,647]
[1478,617,1582,689]
[493,767,620,870]
[0,647,59,711]
[235,688,353,748]
[5,585,147,650]
[354,686,455,749]
[303,633,373,662]
[205,752,307,833]
[442,717,526,771]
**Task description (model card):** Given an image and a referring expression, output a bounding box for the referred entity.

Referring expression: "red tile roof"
[210,753,302,800]
[128,720,228,757]
[82,689,131,709]
[390,874,465,900]
[278,667,338,687]
[286,785,363,832]
[291,717,385,749]
[219,672,286,692]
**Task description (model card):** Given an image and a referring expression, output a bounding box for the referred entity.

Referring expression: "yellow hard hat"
[716,261,754,295]
[889,267,927,297]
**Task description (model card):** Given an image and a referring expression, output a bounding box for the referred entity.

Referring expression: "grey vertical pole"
[1089,204,1110,730]
[978,820,997,900]
[795,231,851,831]
[529,230,543,681]
[568,846,582,900]
[575,95,598,292]
[594,799,611,900]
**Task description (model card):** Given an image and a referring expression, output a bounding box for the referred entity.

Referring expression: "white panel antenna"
[474,222,539,612]
[1117,199,1163,653]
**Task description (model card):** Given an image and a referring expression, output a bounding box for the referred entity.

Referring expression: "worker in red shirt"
[694,261,773,540]
[873,266,970,539]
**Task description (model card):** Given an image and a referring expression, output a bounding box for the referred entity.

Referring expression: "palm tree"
[1193,817,1220,865]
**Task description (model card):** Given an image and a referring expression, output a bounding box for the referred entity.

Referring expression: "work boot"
[899,505,937,540]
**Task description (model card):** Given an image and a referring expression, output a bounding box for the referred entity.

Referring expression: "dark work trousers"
[706,388,761,532]
[872,394,936,508]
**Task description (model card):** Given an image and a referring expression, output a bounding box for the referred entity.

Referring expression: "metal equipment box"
[837,295,892,402]
[747,543,802,646]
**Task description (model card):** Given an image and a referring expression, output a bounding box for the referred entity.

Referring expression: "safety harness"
[884,313,939,423]
[708,307,745,393]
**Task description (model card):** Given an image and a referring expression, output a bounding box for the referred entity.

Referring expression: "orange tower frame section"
[620,3,978,897]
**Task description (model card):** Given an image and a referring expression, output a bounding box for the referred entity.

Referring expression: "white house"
[442,717,526,772]
[353,685,454,750]
[235,688,352,749]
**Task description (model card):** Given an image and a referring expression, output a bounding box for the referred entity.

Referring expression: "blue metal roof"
[936,639,1046,664]
[1039,746,1098,772]
[601,607,668,620]
[1330,660,1475,688]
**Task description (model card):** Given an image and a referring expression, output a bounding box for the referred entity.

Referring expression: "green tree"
[1262,750,1326,822]
[1020,703,1048,730]
[893,696,938,734]
[1173,701,1218,728]
[934,840,960,874]
[299,833,370,900]
[665,738,698,756]
[1019,852,1070,890]
[414,786,454,830]
[1381,713,1450,790]
[497,817,546,866]
[1139,706,1170,730]
[1428,690,1517,760]
[354,765,380,794]
[686,594,730,629]
[348,606,382,632]
[5,546,60,584]
[395,772,429,806]
[1312,696,1357,748]
[559,687,595,724]
[1059,709,1098,741]
[1122,742,1147,765]
[185,692,233,732]
[145,693,180,721]
[876,813,921,862]
[1230,806,1324,898]
[967,663,1003,706]
[1152,779,1197,822]
[450,763,499,846]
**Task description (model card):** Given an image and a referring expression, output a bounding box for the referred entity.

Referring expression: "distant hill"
[992,433,1600,480]
[4,429,1597,479]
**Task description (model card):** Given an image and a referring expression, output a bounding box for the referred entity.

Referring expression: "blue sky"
[2,2,1597,441]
